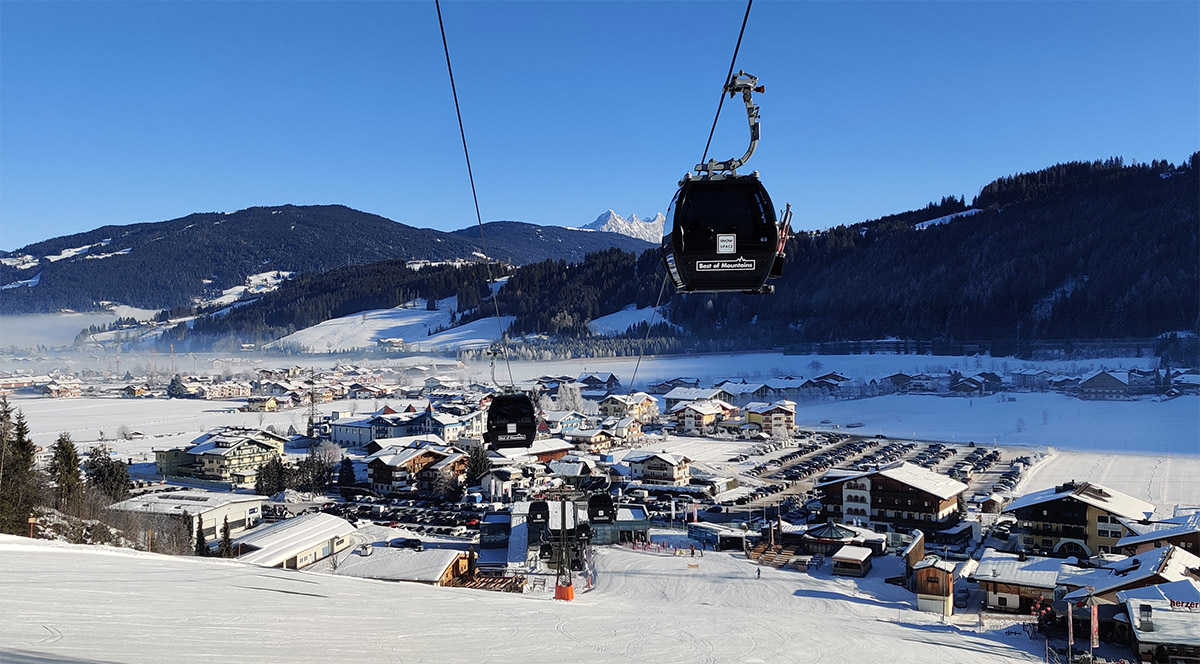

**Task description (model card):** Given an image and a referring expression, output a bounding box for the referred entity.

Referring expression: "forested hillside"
[0,205,649,314]
[125,156,1199,353]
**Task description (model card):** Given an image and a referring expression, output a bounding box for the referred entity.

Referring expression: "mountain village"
[2,357,1198,663]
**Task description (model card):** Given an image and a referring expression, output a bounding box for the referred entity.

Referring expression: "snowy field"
[463,351,1160,390]
[0,535,1048,664]
[1018,450,1200,513]
[7,394,360,459]
[789,392,1199,454]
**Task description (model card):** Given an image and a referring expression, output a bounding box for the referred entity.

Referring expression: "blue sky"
[1,0,1196,251]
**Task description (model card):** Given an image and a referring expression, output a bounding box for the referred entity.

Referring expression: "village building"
[563,428,615,453]
[744,400,796,438]
[662,387,737,411]
[245,396,278,412]
[497,437,574,464]
[623,452,691,487]
[912,556,957,615]
[1077,369,1130,400]
[365,441,467,495]
[154,427,286,486]
[1003,480,1155,557]
[1117,579,1200,663]
[597,392,659,422]
[235,512,356,569]
[334,548,471,587]
[831,545,874,577]
[647,377,700,394]
[1117,512,1200,555]
[107,490,265,541]
[817,462,969,533]
[969,548,1065,613]
[1057,545,1200,607]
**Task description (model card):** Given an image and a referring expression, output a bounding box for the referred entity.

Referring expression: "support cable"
[436,0,515,387]
[630,0,754,391]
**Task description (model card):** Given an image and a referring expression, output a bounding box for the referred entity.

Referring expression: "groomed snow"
[587,305,670,335]
[267,297,511,352]
[0,535,1046,663]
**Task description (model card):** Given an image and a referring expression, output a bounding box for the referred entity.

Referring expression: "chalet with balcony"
[598,392,659,423]
[817,462,968,533]
[745,400,796,438]
[624,451,691,487]
[1003,480,1155,557]
[155,427,286,486]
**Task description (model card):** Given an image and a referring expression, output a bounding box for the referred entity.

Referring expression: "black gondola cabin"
[662,173,781,294]
[485,392,537,449]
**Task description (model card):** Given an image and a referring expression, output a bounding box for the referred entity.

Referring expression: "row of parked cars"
[322,498,486,538]
[850,441,918,470]
[948,448,1003,483]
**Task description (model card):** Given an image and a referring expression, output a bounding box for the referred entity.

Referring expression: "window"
[1041,539,1053,548]
[1097,515,1109,523]
[998,597,1008,607]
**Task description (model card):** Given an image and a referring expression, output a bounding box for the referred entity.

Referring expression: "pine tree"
[337,458,355,487]
[466,445,491,483]
[83,444,130,503]
[194,515,208,556]
[255,457,286,496]
[47,433,83,513]
[0,401,38,536]
[218,516,233,557]
[167,374,188,399]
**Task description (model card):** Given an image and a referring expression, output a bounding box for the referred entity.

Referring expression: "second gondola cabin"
[485,392,538,449]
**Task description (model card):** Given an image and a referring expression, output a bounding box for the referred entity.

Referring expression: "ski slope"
[0,535,1045,663]
[266,297,512,352]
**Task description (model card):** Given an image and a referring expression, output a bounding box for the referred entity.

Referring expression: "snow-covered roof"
[1119,579,1200,647]
[107,491,263,518]
[913,556,957,573]
[1003,480,1154,521]
[663,387,727,401]
[969,549,1063,589]
[1117,513,1200,548]
[1060,546,1200,600]
[832,545,872,563]
[745,401,796,414]
[817,462,967,500]
[624,451,688,466]
[334,548,462,583]
[236,513,356,567]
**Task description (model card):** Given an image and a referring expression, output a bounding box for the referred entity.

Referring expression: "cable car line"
[434,0,514,388]
[630,0,763,389]
[435,1,537,451]
[699,0,755,169]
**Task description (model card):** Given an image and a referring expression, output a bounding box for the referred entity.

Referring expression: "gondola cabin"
[528,500,550,526]
[485,392,537,449]
[662,173,782,294]
[587,494,615,524]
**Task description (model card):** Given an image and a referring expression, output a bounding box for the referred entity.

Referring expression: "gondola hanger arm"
[694,71,763,177]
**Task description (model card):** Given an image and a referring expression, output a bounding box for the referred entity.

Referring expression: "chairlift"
[485,391,537,449]
[662,71,791,294]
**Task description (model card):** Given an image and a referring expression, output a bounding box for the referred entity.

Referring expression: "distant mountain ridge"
[0,205,651,314]
[578,210,665,243]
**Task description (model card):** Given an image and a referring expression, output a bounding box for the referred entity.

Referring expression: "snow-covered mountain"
[579,210,665,243]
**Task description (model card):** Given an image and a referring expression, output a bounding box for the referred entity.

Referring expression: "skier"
[690,544,695,557]
[756,568,761,580]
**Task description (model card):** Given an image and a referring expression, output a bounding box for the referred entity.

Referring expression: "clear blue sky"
[1,0,1196,251]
